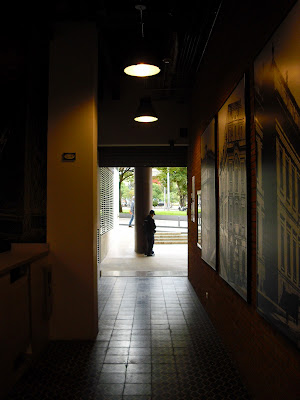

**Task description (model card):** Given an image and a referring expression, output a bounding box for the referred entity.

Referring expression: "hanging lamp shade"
[134,96,158,123]
[124,63,160,78]
[123,30,161,77]
[124,47,161,77]
[123,4,160,77]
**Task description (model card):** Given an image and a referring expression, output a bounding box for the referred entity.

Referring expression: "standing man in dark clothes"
[143,210,156,256]
[128,196,135,227]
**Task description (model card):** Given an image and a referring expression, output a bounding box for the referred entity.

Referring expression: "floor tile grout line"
[123,277,137,394]
[97,276,117,376]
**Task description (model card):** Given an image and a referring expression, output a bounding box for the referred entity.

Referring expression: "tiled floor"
[7,277,250,399]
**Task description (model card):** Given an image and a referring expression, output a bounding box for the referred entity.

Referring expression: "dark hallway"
[6,276,249,400]
[1,1,300,399]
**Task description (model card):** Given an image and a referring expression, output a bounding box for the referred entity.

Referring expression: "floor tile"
[101,364,127,373]
[103,355,128,364]
[129,347,151,356]
[109,340,131,348]
[124,383,151,396]
[96,383,124,396]
[106,347,129,356]
[151,355,175,363]
[99,373,126,384]
[130,340,151,348]
[6,277,250,400]
[126,364,152,374]
[125,373,151,384]
[128,355,152,364]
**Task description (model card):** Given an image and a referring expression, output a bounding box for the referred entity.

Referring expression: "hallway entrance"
[99,164,188,277]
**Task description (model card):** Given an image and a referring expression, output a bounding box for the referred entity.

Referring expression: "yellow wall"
[47,22,98,339]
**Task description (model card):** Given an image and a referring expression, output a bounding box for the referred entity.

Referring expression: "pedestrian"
[143,210,156,256]
[128,196,135,227]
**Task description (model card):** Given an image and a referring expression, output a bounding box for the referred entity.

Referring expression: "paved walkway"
[100,219,188,276]
[7,276,251,399]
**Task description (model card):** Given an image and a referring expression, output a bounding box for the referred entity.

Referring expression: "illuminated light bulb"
[134,115,158,123]
[124,63,161,77]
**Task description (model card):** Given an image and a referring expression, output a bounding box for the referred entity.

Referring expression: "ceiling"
[1,0,222,101]
[48,1,223,101]
[94,1,222,98]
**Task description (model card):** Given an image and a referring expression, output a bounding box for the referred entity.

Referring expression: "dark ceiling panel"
[98,146,187,167]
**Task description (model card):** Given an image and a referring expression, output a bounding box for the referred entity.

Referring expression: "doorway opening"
[99,166,188,277]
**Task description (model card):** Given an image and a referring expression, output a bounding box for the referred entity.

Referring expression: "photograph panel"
[197,190,202,249]
[255,1,300,348]
[201,119,216,269]
[218,78,247,299]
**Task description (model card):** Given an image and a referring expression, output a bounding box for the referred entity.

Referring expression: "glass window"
[298,176,300,213]
[286,158,290,200]
[292,168,295,207]
[257,213,260,254]
[293,239,297,282]
[298,243,300,287]
[256,141,258,177]
[281,225,285,271]
[280,148,283,190]
[287,231,291,276]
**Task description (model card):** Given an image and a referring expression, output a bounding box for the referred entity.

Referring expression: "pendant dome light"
[134,96,158,123]
[124,4,161,78]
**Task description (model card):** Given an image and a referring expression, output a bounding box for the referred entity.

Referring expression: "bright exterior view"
[99,167,188,276]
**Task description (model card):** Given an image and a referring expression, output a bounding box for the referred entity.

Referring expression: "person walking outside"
[128,196,135,227]
[143,210,156,256]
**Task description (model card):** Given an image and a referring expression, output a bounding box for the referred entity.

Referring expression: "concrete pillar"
[134,167,152,254]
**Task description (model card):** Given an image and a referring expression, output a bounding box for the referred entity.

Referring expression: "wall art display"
[201,119,216,269]
[197,190,202,249]
[191,175,195,222]
[218,77,247,299]
[254,1,300,348]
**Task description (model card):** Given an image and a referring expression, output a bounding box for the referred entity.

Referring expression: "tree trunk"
[119,182,123,213]
[180,194,184,207]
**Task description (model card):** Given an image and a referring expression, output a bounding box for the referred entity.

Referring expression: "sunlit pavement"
[100,218,188,276]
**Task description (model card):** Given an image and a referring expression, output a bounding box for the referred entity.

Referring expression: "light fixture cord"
[140,8,144,38]
[196,0,223,72]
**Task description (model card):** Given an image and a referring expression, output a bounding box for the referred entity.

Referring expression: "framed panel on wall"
[191,176,196,222]
[254,0,300,348]
[197,190,201,249]
[218,77,247,300]
[200,119,216,269]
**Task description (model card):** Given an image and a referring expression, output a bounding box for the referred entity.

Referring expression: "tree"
[119,167,134,212]
[152,182,163,202]
[156,167,187,207]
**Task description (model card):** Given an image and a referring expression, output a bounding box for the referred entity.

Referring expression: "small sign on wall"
[62,153,76,162]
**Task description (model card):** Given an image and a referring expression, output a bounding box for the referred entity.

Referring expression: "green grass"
[152,210,187,216]
[121,208,187,216]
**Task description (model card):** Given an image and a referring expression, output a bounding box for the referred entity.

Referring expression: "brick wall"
[188,1,300,398]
